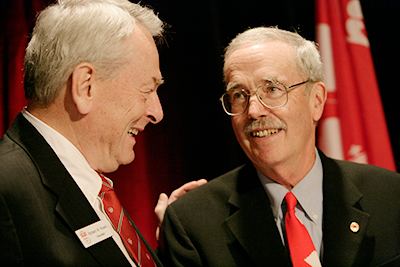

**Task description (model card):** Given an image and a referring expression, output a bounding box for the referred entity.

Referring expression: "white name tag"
[75,220,113,248]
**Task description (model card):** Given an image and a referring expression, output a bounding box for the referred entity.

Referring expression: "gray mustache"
[244,118,287,135]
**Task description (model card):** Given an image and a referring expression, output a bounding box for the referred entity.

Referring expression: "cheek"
[231,117,242,135]
[117,94,147,119]
[286,102,314,139]
[231,117,249,144]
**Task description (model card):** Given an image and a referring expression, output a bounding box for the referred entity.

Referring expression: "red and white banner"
[316,0,396,171]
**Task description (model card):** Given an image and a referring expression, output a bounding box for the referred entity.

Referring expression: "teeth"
[128,128,139,137]
[251,129,280,137]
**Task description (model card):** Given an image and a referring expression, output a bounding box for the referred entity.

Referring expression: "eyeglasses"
[220,79,310,116]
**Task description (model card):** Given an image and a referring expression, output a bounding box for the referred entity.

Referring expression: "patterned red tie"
[285,192,321,267]
[99,174,156,267]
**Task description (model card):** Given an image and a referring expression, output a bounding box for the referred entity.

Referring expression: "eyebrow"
[226,77,279,92]
[226,82,242,91]
[261,77,279,84]
[154,77,165,86]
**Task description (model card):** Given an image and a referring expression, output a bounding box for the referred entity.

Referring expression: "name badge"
[75,220,113,248]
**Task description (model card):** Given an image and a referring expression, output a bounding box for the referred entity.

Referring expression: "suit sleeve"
[160,205,203,267]
[0,192,24,266]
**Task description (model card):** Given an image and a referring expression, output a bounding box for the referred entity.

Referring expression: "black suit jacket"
[0,113,163,267]
[161,151,400,266]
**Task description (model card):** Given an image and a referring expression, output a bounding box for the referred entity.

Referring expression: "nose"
[146,93,164,124]
[247,94,270,119]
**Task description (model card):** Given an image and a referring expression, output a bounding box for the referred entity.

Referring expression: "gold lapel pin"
[350,222,360,233]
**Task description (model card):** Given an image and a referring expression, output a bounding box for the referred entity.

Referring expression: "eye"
[265,85,282,93]
[257,84,286,102]
[227,89,246,100]
[139,87,158,101]
[141,88,156,95]
[260,84,285,96]
[233,91,245,99]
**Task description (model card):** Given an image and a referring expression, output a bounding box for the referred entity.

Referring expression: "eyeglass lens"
[222,83,288,115]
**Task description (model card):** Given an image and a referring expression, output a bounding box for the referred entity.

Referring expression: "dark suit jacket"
[161,151,400,267]
[0,113,163,267]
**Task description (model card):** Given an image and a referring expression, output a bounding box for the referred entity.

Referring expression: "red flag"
[316,0,396,171]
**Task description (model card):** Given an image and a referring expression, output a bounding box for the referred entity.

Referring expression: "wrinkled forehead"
[224,41,297,87]
[225,40,295,63]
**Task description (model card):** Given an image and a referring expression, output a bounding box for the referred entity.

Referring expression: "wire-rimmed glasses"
[220,79,310,116]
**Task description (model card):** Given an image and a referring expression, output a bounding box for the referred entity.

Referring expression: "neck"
[27,96,84,152]
[255,148,317,190]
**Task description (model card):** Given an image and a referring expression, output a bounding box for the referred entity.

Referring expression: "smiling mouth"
[251,128,281,137]
[128,128,139,137]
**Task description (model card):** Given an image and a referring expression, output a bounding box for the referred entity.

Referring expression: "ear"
[71,62,96,115]
[310,82,327,122]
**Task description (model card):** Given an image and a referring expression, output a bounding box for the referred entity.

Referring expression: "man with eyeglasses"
[158,26,400,266]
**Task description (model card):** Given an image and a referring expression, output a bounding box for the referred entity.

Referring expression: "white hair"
[223,26,324,84]
[24,0,164,106]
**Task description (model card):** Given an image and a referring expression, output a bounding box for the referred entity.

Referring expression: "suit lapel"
[224,153,373,267]
[7,113,131,266]
[224,164,291,267]
[320,151,371,266]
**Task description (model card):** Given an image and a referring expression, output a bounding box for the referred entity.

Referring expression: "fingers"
[154,193,169,225]
[154,179,208,242]
[154,193,169,241]
[168,179,208,204]
[156,226,161,242]
[155,179,207,218]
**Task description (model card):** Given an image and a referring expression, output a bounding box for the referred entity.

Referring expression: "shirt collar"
[258,148,323,225]
[22,108,102,204]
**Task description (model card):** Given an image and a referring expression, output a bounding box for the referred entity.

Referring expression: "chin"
[102,155,134,173]
[120,152,136,166]
[98,165,119,174]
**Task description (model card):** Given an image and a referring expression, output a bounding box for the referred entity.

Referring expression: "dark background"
[138,0,400,191]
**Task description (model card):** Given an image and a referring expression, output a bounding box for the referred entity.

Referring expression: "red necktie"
[285,192,321,267]
[99,174,156,267]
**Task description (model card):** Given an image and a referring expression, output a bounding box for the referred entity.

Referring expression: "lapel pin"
[350,222,360,233]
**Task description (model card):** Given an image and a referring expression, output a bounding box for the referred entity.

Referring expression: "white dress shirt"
[258,149,323,257]
[22,108,136,266]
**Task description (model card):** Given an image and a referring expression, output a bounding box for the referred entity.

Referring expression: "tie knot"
[99,174,113,194]
[285,192,297,211]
